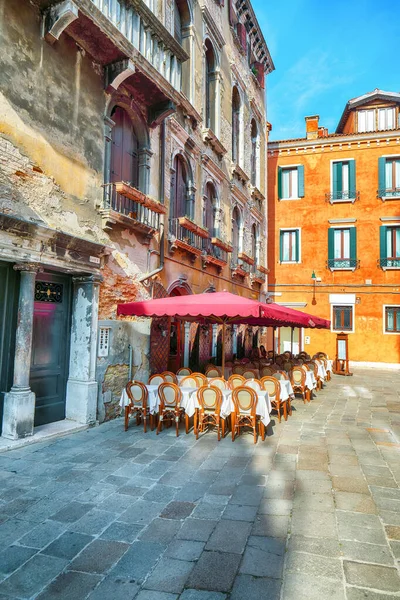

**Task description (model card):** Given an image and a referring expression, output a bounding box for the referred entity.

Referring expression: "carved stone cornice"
[201,153,226,182]
[231,63,246,92]
[13,263,42,273]
[231,183,249,206]
[249,98,265,124]
[169,118,201,157]
[201,5,226,49]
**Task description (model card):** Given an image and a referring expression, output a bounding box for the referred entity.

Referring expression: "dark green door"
[0,262,18,435]
[30,273,71,426]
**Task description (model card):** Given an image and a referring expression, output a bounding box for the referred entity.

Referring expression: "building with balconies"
[267,90,400,367]
[0,0,273,438]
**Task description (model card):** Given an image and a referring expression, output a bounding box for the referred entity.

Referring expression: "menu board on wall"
[338,339,347,360]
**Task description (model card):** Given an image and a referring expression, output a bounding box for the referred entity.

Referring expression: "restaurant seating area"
[121,351,333,443]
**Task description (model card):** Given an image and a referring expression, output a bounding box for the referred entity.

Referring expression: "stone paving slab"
[0,368,399,598]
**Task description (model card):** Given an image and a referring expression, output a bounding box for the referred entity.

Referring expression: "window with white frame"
[331,160,356,201]
[358,107,396,133]
[380,225,400,268]
[378,107,395,131]
[332,305,353,332]
[382,157,400,196]
[328,227,357,269]
[384,306,400,333]
[357,109,374,133]
[280,229,300,263]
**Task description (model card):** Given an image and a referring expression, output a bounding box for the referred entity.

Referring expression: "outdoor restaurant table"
[305,371,317,390]
[220,388,271,426]
[119,385,160,414]
[279,379,294,401]
[317,363,327,380]
[326,359,333,372]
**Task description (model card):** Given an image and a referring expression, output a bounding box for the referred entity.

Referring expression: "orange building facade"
[267,90,400,368]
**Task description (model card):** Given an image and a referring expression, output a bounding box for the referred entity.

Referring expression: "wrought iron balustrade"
[203,239,228,263]
[379,257,400,269]
[327,258,359,270]
[168,218,204,252]
[103,182,160,230]
[377,188,400,199]
[325,191,359,203]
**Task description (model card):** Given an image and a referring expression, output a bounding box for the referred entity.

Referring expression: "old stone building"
[0,0,273,438]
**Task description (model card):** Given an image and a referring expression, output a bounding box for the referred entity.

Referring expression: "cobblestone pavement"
[0,369,400,599]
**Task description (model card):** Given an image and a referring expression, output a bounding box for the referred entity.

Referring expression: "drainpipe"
[138,120,166,287]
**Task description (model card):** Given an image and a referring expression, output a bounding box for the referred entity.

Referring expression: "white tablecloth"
[120,385,160,414]
[317,364,327,380]
[220,389,271,426]
[305,371,317,390]
[326,360,333,372]
[279,380,294,401]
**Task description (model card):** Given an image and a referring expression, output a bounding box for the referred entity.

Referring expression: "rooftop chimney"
[305,115,319,140]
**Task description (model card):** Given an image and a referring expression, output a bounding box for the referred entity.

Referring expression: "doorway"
[30,273,71,426]
[0,262,18,435]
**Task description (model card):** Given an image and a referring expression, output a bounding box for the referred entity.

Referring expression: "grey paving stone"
[389,540,400,558]
[175,483,212,502]
[334,491,378,513]
[119,500,166,525]
[343,561,400,592]
[287,535,341,557]
[191,502,225,520]
[0,554,67,599]
[186,551,241,592]
[69,539,129,574]
[206,519,251,554]
[346,588,400,600]
[115,484,147,497]
[293,492,335,512]
[143,485,178,503]
[285,550,342,580]
[36,571,102,600]
[290,509,337,538]
[251,514,289,538]
[0,545,37,576]
[177,518,217,542]
[86,575,140,600]
[160,501,195,520]
[340,540,394,566]
[49,501,95,523]
[70,508,116,535]
[139,517,182,544]
[282,572,346,600]
[338,522,387,544]
[41,531,93,560]
[97,492,133,513]
[230,485,264,506]
[0,517,37,547]
[230,574,282,600]
[165,540,205,561]
[180,591,226,600]
[143,557,194,593]
[257,498,293,515]
[136,592,178,600]
[222,503,258,521]
[111,541,165,583]
[100,521,143,543]
[240,537,284,578]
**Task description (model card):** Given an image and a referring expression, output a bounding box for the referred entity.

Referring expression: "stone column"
[232,325,238,357]
[66,275,101,425]
[211,324,218,359]
[183,322,191,368]
[2,264,39,440]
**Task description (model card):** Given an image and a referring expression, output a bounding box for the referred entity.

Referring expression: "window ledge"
[384,331,400,335]
[250,185,265,202]
[329,267,357,272]
[232,163,249,183]
[100,208,157,241]
[211,237,233,253]
[381,266,400,271]
[202,128,227,158]
[279,197,302,201]
[178,216,209,238]
[114,182,167,214]
[280,261,301,265]
[238,251,255,265]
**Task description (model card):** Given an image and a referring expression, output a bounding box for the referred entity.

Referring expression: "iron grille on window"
[327,258,359,270]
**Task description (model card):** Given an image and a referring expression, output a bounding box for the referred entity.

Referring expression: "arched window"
[232,87,241,164]
[251,118,258,186]
[174,0,182,43]
[171,155,191,221]
[110,106,139,190]
[251,223,258,271]
[232,206,242,263]
[174,0,192,99]
[203,182,217,237]
[205,39,216,131]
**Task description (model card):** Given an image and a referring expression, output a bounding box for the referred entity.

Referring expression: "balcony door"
[111,106,139,190]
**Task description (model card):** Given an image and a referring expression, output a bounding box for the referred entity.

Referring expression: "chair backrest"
[244,379,262,392]
[242,369,258,380]
[232,386,257,415]
[272,371,286,381]
[126,381,148,407]
[197,385,222,413]
[261,366,275,377]
[192,373,207,387]
[283,361,293,372]
[317,352,327,359]
[307,361,318,377]
[180,375,198,388]
[176,367,192,376]
[205,366,222,378]
[232,365,245,375]
[260,376,279,400]
[209,377,227,390]
[149,374,165,385]
[161,371,178,384]
[301,364,311,371]
[291,367,306,386]
[158,382,181,408]
[228,374,246,389]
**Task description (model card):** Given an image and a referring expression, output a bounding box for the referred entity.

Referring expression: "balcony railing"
[377,188,400,199]
[325,191,359,203]
[102,182,162,232]
[203,239,228,264]
[379,257,400,269]
[168,218,204,258]
[90,0,187,90]
[327,258,359,270]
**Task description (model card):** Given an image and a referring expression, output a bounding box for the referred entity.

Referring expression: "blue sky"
[252,0,400,140]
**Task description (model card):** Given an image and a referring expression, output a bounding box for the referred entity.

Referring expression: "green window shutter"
[328,228,334,260]
[298,165,304,197]
[350,227,357,261]
[278,167,282,200]
[279,231,283,262]
[332,162,342,197]
[378,157,386,194]
[295,230,300,262]
[349,160,356,197]
[380,226,387,264]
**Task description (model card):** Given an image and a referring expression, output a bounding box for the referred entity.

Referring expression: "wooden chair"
[307,361,322,390]
[242,369,258,380]
[192,372,207,387]
[262,376,289,423]
[209,377,228,390]
[149,374,165,385]
[272,371,288,381]
[161,371,178,384]
[195,385,224,440]
[205,366,222,378]
[179,375,198,388]
[244,378,262,392]
[290,367,310,403]
[231,386,264,443]
[157,382,185,436]
[125,381,152,432]
[283,361,293,372]
[232,365,245,375]
[228,374,246,389]
[260,366,276,378]
[176,367,192,376]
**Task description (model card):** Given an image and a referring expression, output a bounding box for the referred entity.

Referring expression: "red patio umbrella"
[117,291,328,371]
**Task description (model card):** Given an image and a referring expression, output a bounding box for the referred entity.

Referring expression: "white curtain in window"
[282,231,296,261]
[282,168,298,199]
[358,111,366,133]
[342,162,349,194]
[378,108,395,131]
[385,160,393,190]
[387,309,394,331]
[366,110,374,132]
[334,229,350,259]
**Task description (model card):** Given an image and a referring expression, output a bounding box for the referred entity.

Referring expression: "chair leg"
[288,398,292,416]
[217,416,220,442]
[143,413,147,433]
[194,411,198,439]
[150,413,154,431]
[283,401,287,421]
[124,406,130,431]
[221,418,225,439]
[185,413,189,435]
[231,413,236,441]
[259,421,265,441]
[253,419,257,444]
[156,415,162,435]
[277,401,281,423]
[175,414,179,437]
